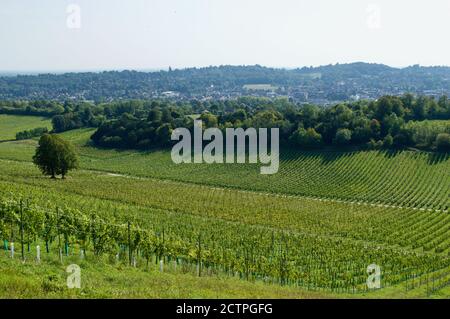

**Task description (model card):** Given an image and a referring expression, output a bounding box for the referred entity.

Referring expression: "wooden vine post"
[128,221,132,266]
[20,199,25,261]
[56,207,62,262]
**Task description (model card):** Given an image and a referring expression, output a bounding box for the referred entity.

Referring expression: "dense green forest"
[1,94,449,151]
[90,95,450,151]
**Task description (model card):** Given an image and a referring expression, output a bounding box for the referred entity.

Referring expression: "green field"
[1,127,448,211]
[0,115,52,141]
[0,115,449,298]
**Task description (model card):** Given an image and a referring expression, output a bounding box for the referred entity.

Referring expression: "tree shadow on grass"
[426,151,449,165]
[381,149,401,159]
[378,148,449,165]
[280,146,356,165]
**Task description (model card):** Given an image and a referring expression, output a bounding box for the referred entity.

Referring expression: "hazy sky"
[1,0,449,72]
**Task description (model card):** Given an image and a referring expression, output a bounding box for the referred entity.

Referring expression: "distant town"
[0,63,449,104]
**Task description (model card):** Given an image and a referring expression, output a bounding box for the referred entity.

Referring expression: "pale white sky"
[0,0,449,72]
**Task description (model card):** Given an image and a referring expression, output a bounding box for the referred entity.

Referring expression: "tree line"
[1,94,449,151]
[90,95,450,151]
[16,127,48,140]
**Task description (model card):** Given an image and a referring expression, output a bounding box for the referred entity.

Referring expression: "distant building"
[160,91,179,98]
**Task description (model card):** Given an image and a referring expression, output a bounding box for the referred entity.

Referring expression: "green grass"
[0,114,52,141]
[0,252,332,299]
[3,248,448,298]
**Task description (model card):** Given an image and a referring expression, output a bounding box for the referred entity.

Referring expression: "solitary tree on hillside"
[33,134,79,179]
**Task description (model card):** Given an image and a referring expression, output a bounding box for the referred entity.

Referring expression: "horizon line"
[1,62,450,76]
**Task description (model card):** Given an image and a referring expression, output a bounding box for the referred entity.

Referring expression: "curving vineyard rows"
[0,142,448,295]
[1,194,449,293]
[1,169,450,294]
[75,149,450,212]
[0,159,448,256]
[1,132,448,210]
